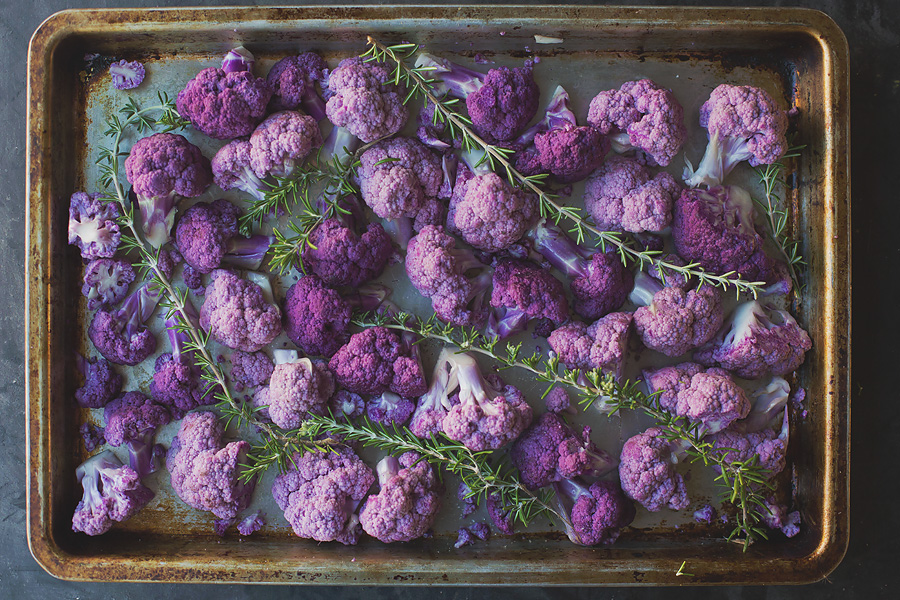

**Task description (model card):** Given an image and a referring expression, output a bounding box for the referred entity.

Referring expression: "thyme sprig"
[362,37,764,298]
[753,145,806,294]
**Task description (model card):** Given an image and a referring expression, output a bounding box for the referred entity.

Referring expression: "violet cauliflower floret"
[630,273,724,357]
[510,412,617,490]
[211,139,267,203]
[150,312,217,417]
[409,348,459,439]
[221,46,255,74]
[553,478,635,546]
[360,453,443,542]
[587,78,687,167]
[176,67,272,140]
[452,172,537,252]
[68,192,122,259]
[199,270,282,352]
[124,133,213,247]
[302,213,392,288]
[74,353,123,409]
[329,327,427,398]
[266,52,328,118]
[72,451,154,536]
[330,390,365,421]
[357,137,443,220]
[324,57,409,143]
[683,84,789,188]
[109,59,145,90]
[486,259,569,340]
[88,281,162,365]
[547,311,633,375]
[249,110,323,178]
[584,155,681,234]
[694,300,812,378]
[671,371,750,434]
[711,427,787,478]
[440,352,533,451]
[229,350,274,392]
[236,511,265,536]
[175,198,272,274]
[366,393,416,427]
[81,258,135,310]
[619,427,689,512]
[272,446,375,545]
[103,391,171,447]
[166,411,255,520]
[267,356,335,429]
[282,275,351,358]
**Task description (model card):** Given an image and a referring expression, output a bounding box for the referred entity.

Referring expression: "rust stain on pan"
[25,5,850,585]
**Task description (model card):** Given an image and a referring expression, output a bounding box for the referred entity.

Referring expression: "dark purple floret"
[267,52,328,118]
[175,199,273,274]
[103,391,171,448]
[88,281,162,366]
[366,392,415,427]
[303,215,393,288]
[75,354,123,408]
[109,59,145,90]
[282,275,351,358]
[486,259,569,340]
[486,491,515,535]
[458,482,478,517]
[455,526,476,548]
[237,511,265,536]
[554,478,635,546]
[176,67,273,140]
[693,504,718,525]
[229,350,274,392]
[151,312,219,417]
[222,46,255,74]
[82,259,135,310]
[328,327,427,398]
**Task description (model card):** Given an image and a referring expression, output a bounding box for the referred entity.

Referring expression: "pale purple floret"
[151,312,218,417]
[359,453,442,543]
[619,427,689,512]
[229,350,274,392]
[272,446,374,545]
[72,451,154,536]
[409,348,459,439]
[452,172,538,252]
[81,258,135,310]
[683,84,788,188]
[282,275,351,358]
[175,199,272,274]
[267,356,335,429]
[328,327,428,398]
[548,312,633,376]
[587,78,687,167]
[672,372,750,434]
[109,59,145,90]
[237,511,265,536]
[200,270,282,352]
[124,133,213,247]
[694,300,812,379]
[630,272,724,357]
[544,387,572,414]
[75,353,123,408]
[249,110,322,178]
[80,422,106,452]
[330,390,365,421]
[167,411,255,520]
[68,192,121,259]
[366,393,416,427]
[584,155,681,234]
[406,225,492,328]
[176,67,272,140]
[88,281,162,365]
[486,259,569,340]
[527,219,633,320]
[302,212,393,288]
[267,52,328,118]
[510,412,617,490]
[325,57,409,143]
[211,139,267,203]
[103,391,171,448]
[358,137,443,220]
[441,351,533,451]
[694,504,717,525]
[554,478,635,546]
[222,46,255,74]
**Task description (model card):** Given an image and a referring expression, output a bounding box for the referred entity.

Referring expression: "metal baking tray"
[25,5,850,585]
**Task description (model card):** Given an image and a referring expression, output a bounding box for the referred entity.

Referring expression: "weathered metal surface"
[25,5,850,585]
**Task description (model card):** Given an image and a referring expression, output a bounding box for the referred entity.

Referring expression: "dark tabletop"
[2,0,894,597]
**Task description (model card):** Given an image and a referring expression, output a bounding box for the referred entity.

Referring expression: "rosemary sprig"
[753,145,806,294]
[362,37,765,298]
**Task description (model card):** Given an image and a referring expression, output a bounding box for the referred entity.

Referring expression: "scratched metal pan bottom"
[25,5,849,585]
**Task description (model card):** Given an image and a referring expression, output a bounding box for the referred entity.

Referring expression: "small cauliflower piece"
[74,354,122,409]
[325,57,409,143]
[358,137,443,220]
[68,192,122,260]
[229,350,274,392]
[266,52,328,118]
[175,199,272,274]
[302,214,392,288]
[88,281,162,366]
[553,478,635,546]
[452,172,537,252]
[282,275,352,358]
[249,110,323,179]
[487,259,569,340]
[176,67,272,140]
[267,356,335,430]
[548,312,633,375]
[81,258,135,310]
[619,427,689,512]
[199,270,282,352]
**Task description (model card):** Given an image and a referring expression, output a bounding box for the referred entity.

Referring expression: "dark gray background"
[2,0,892,597]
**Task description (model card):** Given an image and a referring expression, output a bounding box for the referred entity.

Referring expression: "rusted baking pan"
[25,5,850,585]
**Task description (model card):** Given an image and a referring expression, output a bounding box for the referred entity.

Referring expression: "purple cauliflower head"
[544,387,572,414]
[466,66,539,142]
[282,275,351,358]
[328,327,427,398]
[366,392,416,427]
[325,57,409,143]
[68,192,121,260]
[176,67,272,140]
[72,451,154,536]
[452,172,537,252]
[211,139,266,202]
[268,357,335,429]
[619,427,689,512]
[490,259,569,328]
[175,198,271,274]
[267,52,328,118]
[229,350,274,392]
[249,110,323,178]
[358,137,443,220]
[712,428,787,478]
[554,478,635,546]
[75,354,123,409]
[103,391,171,447]
[302,215,392,288]
[671,371,750,434]
[548,312,633,375]
[525,124,611,183]
[200,270,282,352]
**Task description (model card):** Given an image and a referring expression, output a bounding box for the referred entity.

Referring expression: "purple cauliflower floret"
[282,275,351,357]
[221,46,255,74]
[684,84,789,188]
[166,411,255,520]
[357,137,442,220]
[330,390,365,421]
[267,52,328,118]
[237,511,265,536]
[272,446,375,544]
[544,387,572,414]
[229,350,274,392]
[584,155,681,234]
[175,199,272,274]
[452,172,537,252]
[548,312,633,376]
[302,215,393,288]
[486,259,569,340]
[249,110,323,178]
[694,300,812,379]
[527,219,633,320]
[88,281,162,365]
[554,478,635,546]
[109,59,145,90]
[455,526,477,548]
[75,354,122,408]
[510,412,616,489]
[325,57,409,143]
[268,356,335,429]
[200,270,282,352]
[103,391,171,447]
[712,427,787,477]
[619,427,689,512]
[360,453,443,543]
[630,273,724,357]
[150,311,218,417]
[440,352,533,451]
[124,133,213,247]
[406,225,492,327]
[211,139,267,203]
[587,78,687,167]
[176,67,272,140]
[68,192,121,259]
[458,482,478,517]
[328,327,427,398]
[694,504,718,525]
[72,451,154,536]
[81,258,135,310]
[80,422,106,452]
[409,348,459,439]
[366,393,416,427]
